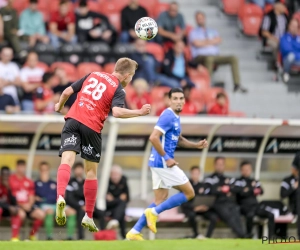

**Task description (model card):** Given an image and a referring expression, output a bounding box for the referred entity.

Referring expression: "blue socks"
[131,193,188,233]
[133,203,156,232]
[154,193,188,214]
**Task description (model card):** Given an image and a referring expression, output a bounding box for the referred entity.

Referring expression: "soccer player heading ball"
[54,58,151,232]
[126,88,208,240]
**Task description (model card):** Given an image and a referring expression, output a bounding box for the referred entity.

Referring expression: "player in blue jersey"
[126,88,208,240]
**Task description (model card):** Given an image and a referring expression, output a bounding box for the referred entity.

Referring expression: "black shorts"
[59,118,102,163]
[24,205,39,219]
[0,206,10,217]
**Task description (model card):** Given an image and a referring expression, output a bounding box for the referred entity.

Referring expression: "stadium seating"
[77,62,102,78]
[238,4,263,36]
[221,0,245,15]
[189,88,206,113]
[50,62,78,81]
[34,43,57,66]
[151,86,171,103]
[12,0,29,14]
[188,67,211,91]
[153,2,170,18]
[85,42,112,65]
[146,43,165,62]
[139,0,159,17]
[103,62,116,74]
[60,44,84,65]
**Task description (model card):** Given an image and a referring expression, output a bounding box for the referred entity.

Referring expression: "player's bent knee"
[18,209,26,220]
[61,151,76,166]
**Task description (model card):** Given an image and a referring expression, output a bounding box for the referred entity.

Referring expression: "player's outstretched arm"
[112,104,151,118]
[55,86,74,113]
[177,135,208,149]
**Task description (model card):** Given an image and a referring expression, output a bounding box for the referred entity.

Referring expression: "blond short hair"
[133,78,149,91]
[114,57,138,75]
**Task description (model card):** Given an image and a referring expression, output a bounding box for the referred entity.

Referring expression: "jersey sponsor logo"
[79,101,84,107]
[50,183,56,190]
[172,135,179,141]
[82,144,93,155]
[80,96,96,107]
[63,135,77,146]
[95,153,100,158]
[86,103,94,111]
[149,154,155,161]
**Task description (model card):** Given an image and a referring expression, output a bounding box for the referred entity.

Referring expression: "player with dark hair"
[54,57,151,232]
[126,88,208,240]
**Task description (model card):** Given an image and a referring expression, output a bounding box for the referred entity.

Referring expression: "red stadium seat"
[77,63,102,78]
[190,88,206,113]
[103,63,115,74]
[36,62,50,72]
[50,62,78,82]
[100,0,129,14]
[185,25,194,38]
[154,2,170,18]
[107,13,121,32]
[146,43,164,62]
[204,87,229,107]
[238,4,263,36]
[13,0,29,14]
[221,0,245,15]
[151,86,171,103]
[188,66,211,91]
[139,0,158,17]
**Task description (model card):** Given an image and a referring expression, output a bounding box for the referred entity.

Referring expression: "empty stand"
[77,62,102,78]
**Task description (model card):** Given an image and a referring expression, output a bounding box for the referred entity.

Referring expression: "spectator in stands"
[120,0,148,43]
[19,0,49,48]
[0,166,25,241]
[204,157,246,238]
[130,78,153,111]
[53,67,77,113]
[76,0,117,46]
[260,1,288,52]
[0,0,25,58]
[280,164,298,215]
[157,1,185,48]
[34,72,59,113]
[9,159,45,241]
[181,166,218,239]
[189,11,247,93]
[155,92,169,116]
[181,86,198,115]
[162,40,195,88]
[234,161,275,238]
[35,161,76,240]
[279,19,300,83]
[0,81,19,113]
[66,162,105,240]
[106,165,130,239]
[20,52,45,111]
[208,92,229,116]
[251,0,275,9]
[49,0,77,49]
[0,47,21,105]
[130,39,181,88]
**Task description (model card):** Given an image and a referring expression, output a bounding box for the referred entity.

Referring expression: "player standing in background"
[54,58,151,232]
[126,88,208,240]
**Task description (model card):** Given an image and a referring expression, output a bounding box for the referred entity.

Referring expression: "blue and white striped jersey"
[148,108,181,168]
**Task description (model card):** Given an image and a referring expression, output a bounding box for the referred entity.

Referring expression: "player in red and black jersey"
[54,58,151,232]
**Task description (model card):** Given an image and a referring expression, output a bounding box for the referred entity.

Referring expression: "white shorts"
[150,166,189,190]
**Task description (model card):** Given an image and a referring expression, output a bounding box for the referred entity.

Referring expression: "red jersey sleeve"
[68,11,75,24]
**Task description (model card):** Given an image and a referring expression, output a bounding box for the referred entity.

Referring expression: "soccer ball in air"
[135,17,158,41]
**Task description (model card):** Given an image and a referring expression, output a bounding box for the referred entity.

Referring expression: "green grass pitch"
[0,239,299,250]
